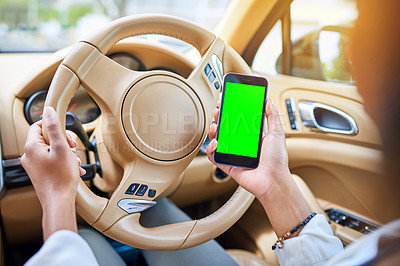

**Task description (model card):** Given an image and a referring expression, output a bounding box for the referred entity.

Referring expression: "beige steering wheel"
[43,14,254,250]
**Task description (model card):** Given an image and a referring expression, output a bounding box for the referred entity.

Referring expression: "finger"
[79,167,86,176]
[66,133,77,148]
[73,151,86,176]
[206,139,232,174]
[43,106,66,151]
[213,100,221,123]
[265,99,285,136]
[209,123,217,140]
[71,150,81,165]
[73,150,86,176]
[26,121,43,143]
[206,138,218,164]
[24,121,46,154]
[213,108,220,123]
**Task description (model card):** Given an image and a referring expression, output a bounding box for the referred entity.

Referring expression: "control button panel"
[204,63,212,76]
[208,72,216,83]
[203,55,223,91]
[125,183,140,195]
[211,54,223,82]
[325,208,380,234]
[285,98,299,130]
[117,199,156,214]
[125,183,156,198]
[135,184,148,196]
[148,189,157,198]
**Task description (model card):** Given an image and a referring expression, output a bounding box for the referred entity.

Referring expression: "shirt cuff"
[274,214,343,266]
[25,230,99,266]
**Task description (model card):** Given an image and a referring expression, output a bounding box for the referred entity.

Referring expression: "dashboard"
[24,89,101,125]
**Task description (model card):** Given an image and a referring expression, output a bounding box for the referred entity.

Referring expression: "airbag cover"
[122,75,205,161]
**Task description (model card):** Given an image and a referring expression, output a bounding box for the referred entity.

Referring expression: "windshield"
[0,0,230,53]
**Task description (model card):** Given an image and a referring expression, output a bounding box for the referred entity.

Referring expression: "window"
[252,21,282,75]
[0,0,231,53]
[252,0,357,84]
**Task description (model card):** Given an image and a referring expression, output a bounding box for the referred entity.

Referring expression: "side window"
[252,21,282,75]
[253,0,357,84]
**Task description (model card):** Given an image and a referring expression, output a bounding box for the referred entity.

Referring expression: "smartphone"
[213,73,268,169]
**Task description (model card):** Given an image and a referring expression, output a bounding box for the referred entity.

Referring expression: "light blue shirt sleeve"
[24,230,99,266]
[274,214,344,266]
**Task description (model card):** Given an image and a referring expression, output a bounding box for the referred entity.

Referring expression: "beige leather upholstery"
[292,175,325,216]
[227,249,268,266]
[43,14,254,250]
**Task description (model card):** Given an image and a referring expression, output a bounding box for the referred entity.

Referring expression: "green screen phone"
[214,73,268,168]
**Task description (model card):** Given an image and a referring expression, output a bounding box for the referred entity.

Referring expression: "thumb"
[265,99,285,136]
[206,139,233,175]
[43,106,66,151]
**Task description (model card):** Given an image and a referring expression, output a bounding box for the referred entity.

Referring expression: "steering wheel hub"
[122,74,205,161]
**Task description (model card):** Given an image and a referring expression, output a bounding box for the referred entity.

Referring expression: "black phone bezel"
[213,73,268,169]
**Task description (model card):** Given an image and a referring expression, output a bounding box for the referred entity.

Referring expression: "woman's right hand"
[206,99,291,200]
[207,99,312,238]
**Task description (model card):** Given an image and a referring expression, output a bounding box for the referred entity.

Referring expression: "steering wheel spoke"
[62,42,144,116]
[187,37,226,114]
[92,158,185,232]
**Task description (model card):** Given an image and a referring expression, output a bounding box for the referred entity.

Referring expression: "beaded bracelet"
[272,212,316,250]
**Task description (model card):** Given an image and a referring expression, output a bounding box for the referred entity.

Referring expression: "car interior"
[1,0,399,265]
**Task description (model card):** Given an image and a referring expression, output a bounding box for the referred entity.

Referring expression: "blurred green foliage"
[69,5,93,27]
[0,0,93,29]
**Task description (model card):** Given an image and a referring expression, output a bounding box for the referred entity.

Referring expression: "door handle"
[298,101,358,135]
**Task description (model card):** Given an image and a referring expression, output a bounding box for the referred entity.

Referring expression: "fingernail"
[66,134,77,145]
[44,106,56,119]
[77,156,81,165]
